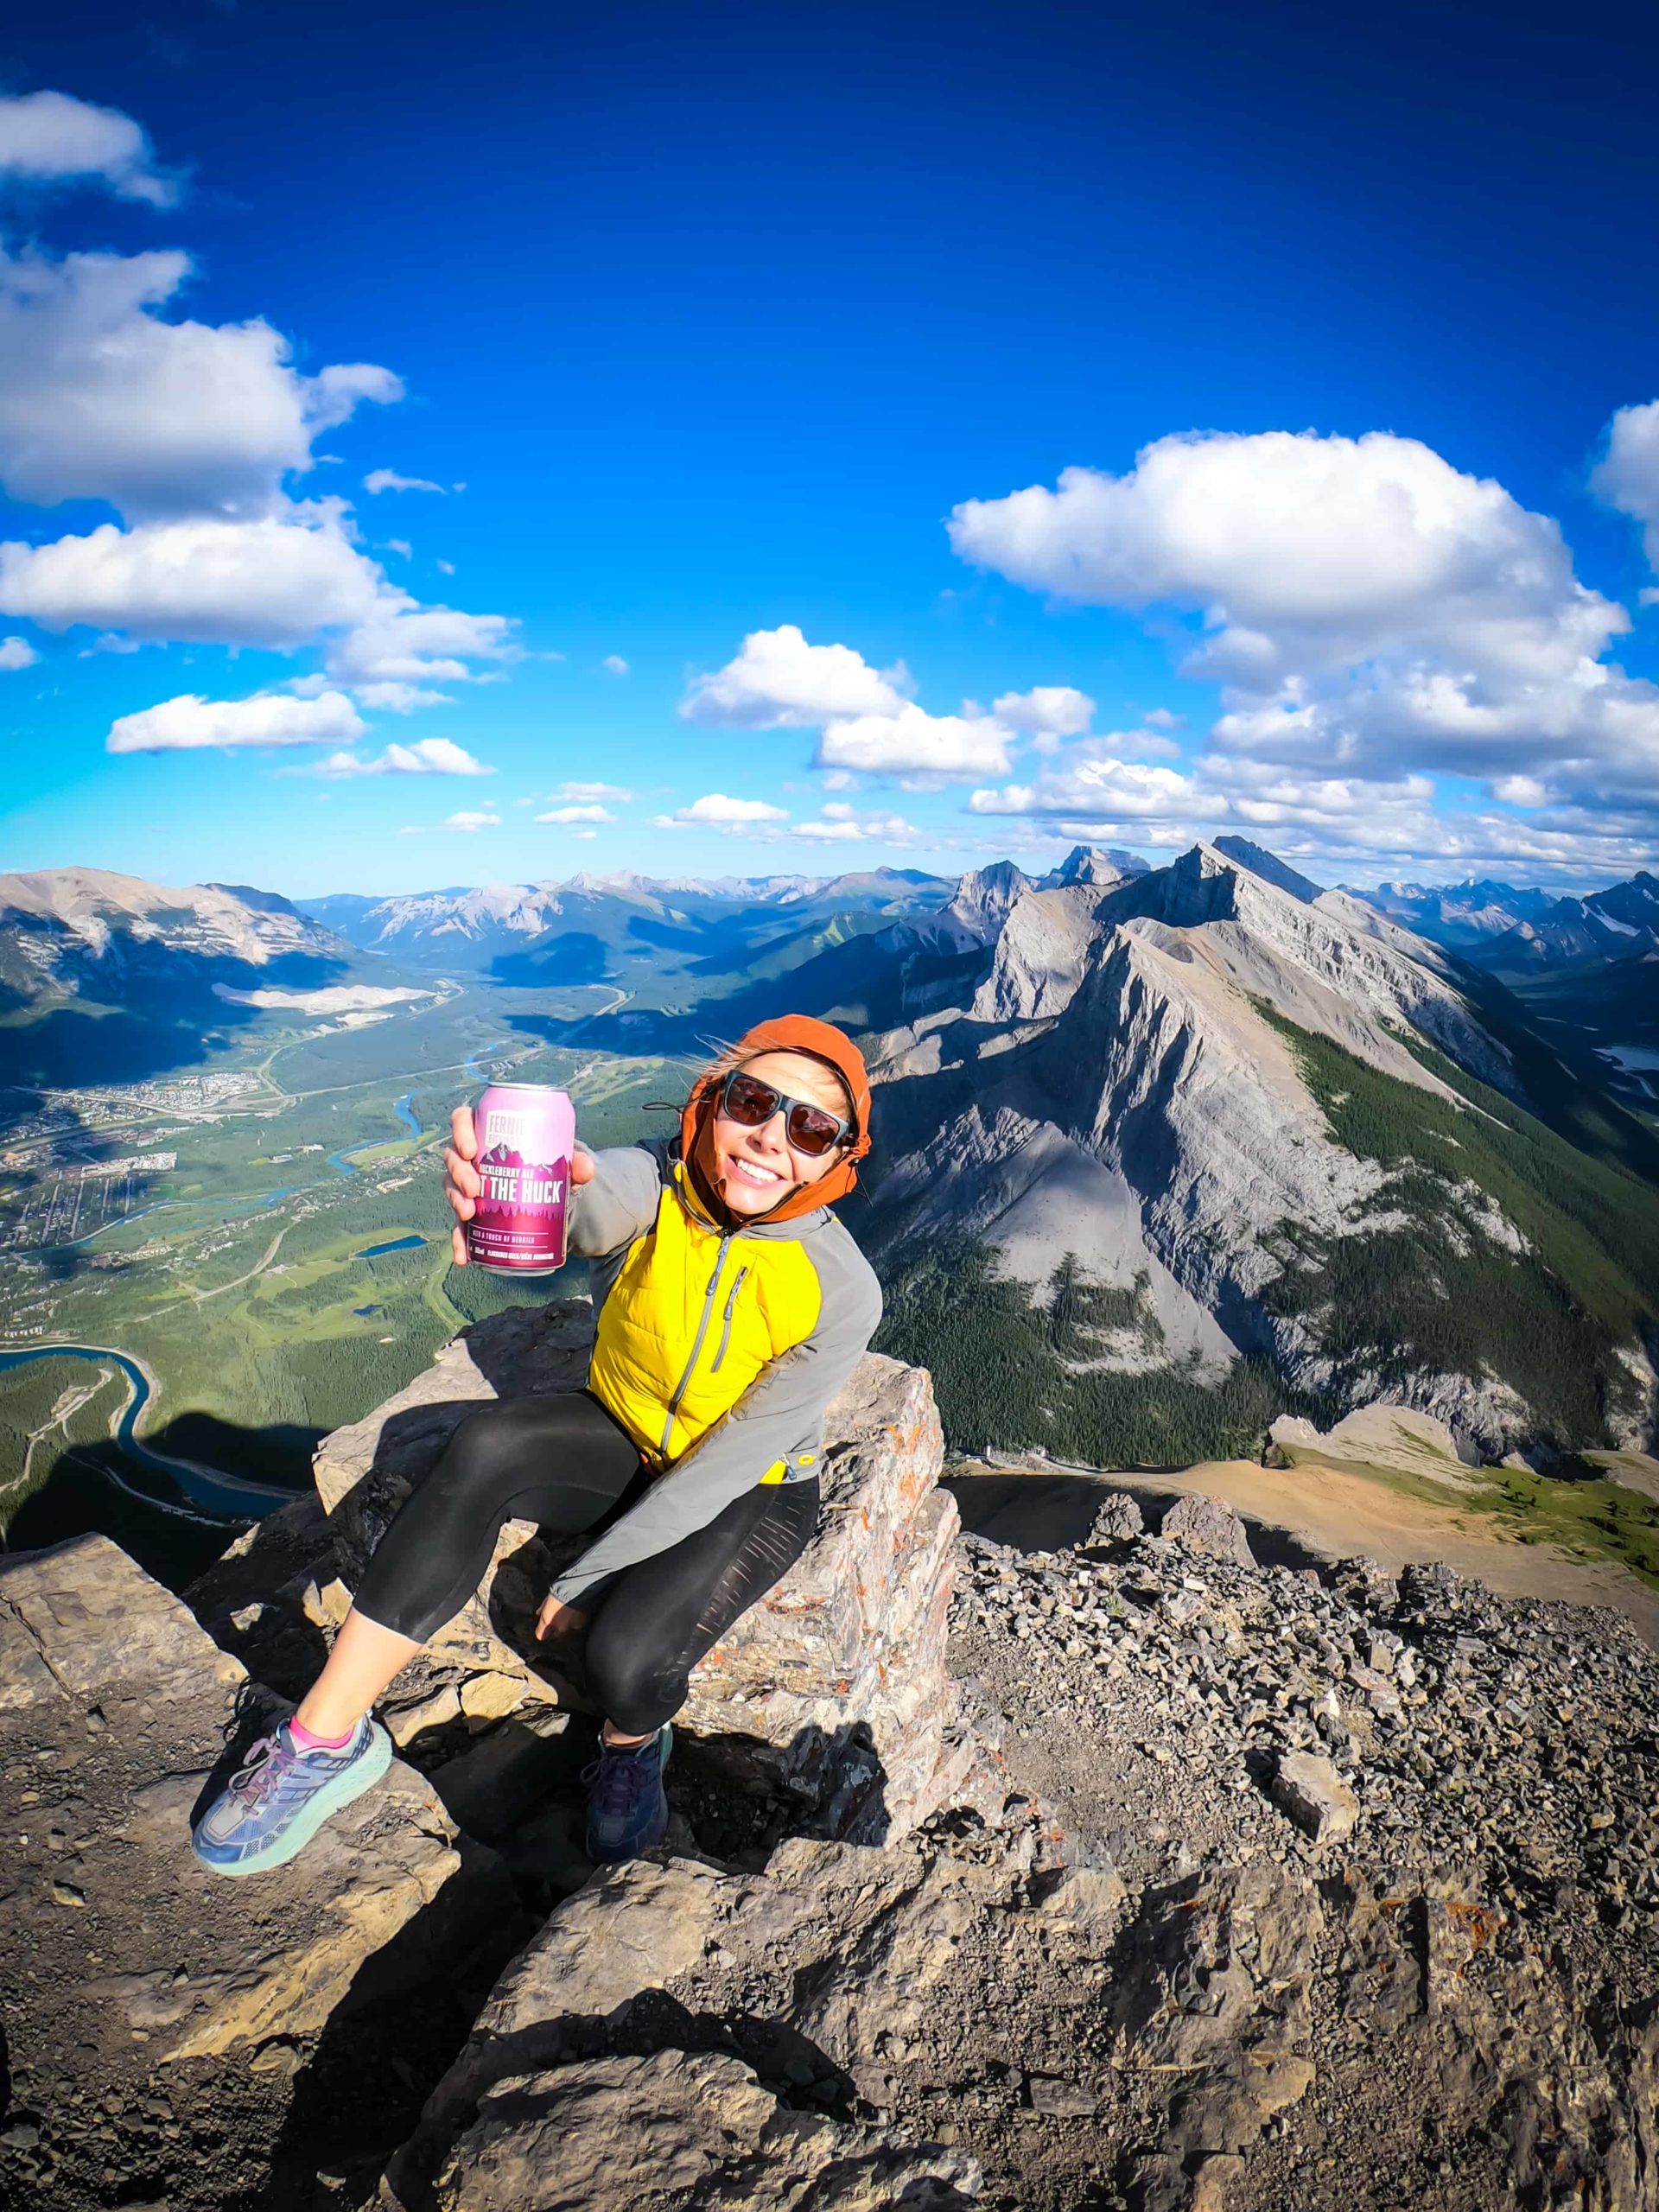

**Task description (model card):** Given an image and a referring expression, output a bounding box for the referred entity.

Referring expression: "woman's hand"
[535,1592,588,1645]
[444,1104,594,1265]
[443,1104,480,1265]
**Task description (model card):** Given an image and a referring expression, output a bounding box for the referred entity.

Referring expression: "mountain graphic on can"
[467,1083,575,1274]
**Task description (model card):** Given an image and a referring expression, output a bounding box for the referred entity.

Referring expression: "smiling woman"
[188,1012,887,1878]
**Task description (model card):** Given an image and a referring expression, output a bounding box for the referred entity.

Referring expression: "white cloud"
[107,687,365,754]
[991,684,1095,738]
[653,792,791,829]
[969,749,1205,821]
[535,803,614,823]
[325,599,517,684]
[0,508,385,645]
[0,90,175,206]
[385,538,412,559]
[1593,399,1659,571]
[0,245,400,519]
[317,738,493,778]
[789,807,923,844]
[601,654,629,676]
[436,558,456,575]
[364,468,444,495]
[443,809,500,832]
[351,681,453,712]
[816,703,1014,779]
[0,634,38,670]
[682,624,908,727]
[950,429,1659,803]
[1144,707,1183,730]
[556,779,633,802]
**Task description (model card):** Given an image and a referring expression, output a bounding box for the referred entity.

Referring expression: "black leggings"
[352,1391,820,1735]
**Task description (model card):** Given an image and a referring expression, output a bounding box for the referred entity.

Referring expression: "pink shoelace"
[226,1731,305,1813]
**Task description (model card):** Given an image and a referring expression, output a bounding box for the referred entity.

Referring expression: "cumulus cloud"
[0,245,399,519]
[0,508,385,645]
[325,599,517,684]
[535,802,614,823]
[816,703,1014,779]
[0,90,175,206]
[364,468,444,495]
[601,654,629,676]
[991,685,1095,739]
[0,634,38,670]
[1593,399,1659,571]
[788,804,924,844]
[107,687,365,754]
[682,624,908,727]
[950,429,1659,804]
[442,809,500,832]
[969,748,1205,821]
[653,792,791,830]
[316,738,492,778]
[683,621,1048,783]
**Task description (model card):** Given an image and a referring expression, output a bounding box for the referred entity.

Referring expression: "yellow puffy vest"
[588,1163,824,1479]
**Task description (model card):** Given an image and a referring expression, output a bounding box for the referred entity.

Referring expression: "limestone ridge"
[0,866,351,1004]
[864,838,1656,1454]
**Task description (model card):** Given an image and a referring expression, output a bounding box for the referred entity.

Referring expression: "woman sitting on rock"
[191,1015,881,1876]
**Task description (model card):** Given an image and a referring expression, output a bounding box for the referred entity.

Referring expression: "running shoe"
[582,1725,673,1864]
[191,1715,392,1877]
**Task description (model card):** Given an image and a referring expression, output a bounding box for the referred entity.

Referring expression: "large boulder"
[432,2049,982,2212]
[382,1824,1065,2208]
[311,1301,1007,1841]
[0,1535,515,2207]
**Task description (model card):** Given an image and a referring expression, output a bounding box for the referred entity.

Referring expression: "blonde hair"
[685,1035,855,1123]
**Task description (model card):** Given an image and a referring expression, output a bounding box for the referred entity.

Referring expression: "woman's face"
[710,1049,854,1216]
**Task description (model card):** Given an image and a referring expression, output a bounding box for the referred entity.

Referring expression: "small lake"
[354,1234,429,1258]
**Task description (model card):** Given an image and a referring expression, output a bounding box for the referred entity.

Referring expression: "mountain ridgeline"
[861,842,1659,1466]
[4,842,1658,1471]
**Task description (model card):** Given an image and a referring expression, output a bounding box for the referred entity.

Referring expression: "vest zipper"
[659,1232,734,1457]
[709,1266,750,1375]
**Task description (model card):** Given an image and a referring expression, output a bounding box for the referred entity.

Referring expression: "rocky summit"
[2,1333,1658,2212]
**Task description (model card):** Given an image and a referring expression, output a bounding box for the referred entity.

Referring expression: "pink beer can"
[467,1082,576,1275]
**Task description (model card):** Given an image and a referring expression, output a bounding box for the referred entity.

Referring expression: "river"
[0,1344,293,1522]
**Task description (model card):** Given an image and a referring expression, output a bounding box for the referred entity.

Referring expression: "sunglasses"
[716,1069,853,1159]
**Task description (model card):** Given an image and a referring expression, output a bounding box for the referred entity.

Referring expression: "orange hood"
[680,1014,874,1226]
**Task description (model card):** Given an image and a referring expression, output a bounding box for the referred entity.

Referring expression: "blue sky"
[2,0,1657,896]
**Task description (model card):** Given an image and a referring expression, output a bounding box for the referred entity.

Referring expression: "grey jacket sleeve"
[563,1142,663,1260]
[549,1224,883,1604]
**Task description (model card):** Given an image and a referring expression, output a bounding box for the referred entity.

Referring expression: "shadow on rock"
[262,1866,531,2208]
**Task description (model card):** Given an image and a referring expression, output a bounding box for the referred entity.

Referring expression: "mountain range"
[4,845,1658,1462]
[1348,870,1659,971]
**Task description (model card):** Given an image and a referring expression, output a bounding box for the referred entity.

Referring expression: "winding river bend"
[0,1344,293,1522]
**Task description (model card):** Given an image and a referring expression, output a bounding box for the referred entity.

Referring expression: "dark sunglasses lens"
[785,1103,841,1156]
[723,1074,781,1126]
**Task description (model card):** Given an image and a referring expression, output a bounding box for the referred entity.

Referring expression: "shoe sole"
[192,1723,395,1878]
[586,1723,673,1864]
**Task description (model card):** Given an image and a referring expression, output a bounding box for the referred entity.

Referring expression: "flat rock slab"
[0,1535,511,2211]
[1268,1750,1359,1846]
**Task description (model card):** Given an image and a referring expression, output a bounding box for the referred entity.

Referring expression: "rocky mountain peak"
[944,859,1038,945]
[1049,842,1148,889]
